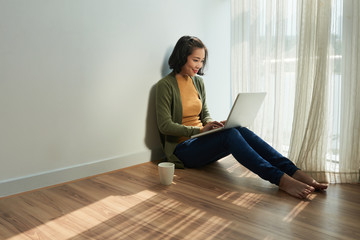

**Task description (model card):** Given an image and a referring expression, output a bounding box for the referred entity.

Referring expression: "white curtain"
[338,0,360,183]
[231,0,299,154]
[231,0,360,183]
[288,0,332,183]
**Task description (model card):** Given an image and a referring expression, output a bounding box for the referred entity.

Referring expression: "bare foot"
[292,170,328,191]
[279,174,315,199]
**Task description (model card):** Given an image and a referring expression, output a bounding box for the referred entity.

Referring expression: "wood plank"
[0,157,359,240]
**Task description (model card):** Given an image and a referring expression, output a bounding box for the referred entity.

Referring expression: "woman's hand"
[201,121,224,132]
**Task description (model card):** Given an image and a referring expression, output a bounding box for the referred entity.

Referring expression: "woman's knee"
[237,127,253,135]
[222,128,243,143]
[224,128,239,136]
[237,127,260,141]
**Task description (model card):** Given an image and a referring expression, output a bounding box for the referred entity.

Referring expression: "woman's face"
[180,47,205,77]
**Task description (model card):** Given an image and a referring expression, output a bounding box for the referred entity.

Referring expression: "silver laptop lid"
[225,92,266,128]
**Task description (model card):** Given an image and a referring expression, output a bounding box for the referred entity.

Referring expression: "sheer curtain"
[231,0,360,183]
[287,0,332,183]
[338,0,360,183]
[231,0,299,154]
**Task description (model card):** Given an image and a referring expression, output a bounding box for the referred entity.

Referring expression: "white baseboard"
[0,149,164,198]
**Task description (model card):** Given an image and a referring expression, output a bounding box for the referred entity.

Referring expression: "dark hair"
[168,36,208,76]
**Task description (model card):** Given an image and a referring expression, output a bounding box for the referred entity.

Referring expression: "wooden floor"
[1,156,359,240]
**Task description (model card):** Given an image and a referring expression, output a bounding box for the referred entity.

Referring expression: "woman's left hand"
[201,121,224,132]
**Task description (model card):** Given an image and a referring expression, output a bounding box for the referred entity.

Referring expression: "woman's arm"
[156,79,201,137]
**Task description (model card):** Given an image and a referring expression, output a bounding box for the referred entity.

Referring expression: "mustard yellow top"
[156,72,213,168]
[177,74,203,143]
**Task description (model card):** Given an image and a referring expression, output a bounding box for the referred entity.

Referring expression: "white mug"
[158,162,175,185]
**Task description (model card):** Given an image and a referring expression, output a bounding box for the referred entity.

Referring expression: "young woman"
[156,36,327,199]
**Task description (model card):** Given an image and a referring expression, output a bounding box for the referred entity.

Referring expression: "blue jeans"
[174,127,299,185]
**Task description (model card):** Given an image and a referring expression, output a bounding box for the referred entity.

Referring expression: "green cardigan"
[156,72,213,168]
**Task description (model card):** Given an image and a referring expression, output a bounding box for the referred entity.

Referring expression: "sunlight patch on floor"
[263,236,275,240]
[225,161,258,179]
[283,194,317,223]
[217,191,237,200]
[237,170,258,178]
[110,198,188,239]
[232,192,264,209]
[184,215,232,240]
[10,190,235,239]
[226,163,241,173]
[217,191,264,209]
[8,190,157,240]
[122,197,233,240]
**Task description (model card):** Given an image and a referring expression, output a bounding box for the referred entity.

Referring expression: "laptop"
[191,92,266,138]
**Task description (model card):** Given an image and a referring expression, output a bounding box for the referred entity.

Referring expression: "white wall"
[0,0,230,197]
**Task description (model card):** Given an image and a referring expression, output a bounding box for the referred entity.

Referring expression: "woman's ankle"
[292,170,328,190]
[279,174,315,199]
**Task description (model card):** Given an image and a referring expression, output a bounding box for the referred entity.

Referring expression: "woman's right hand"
[201,121,224,132]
